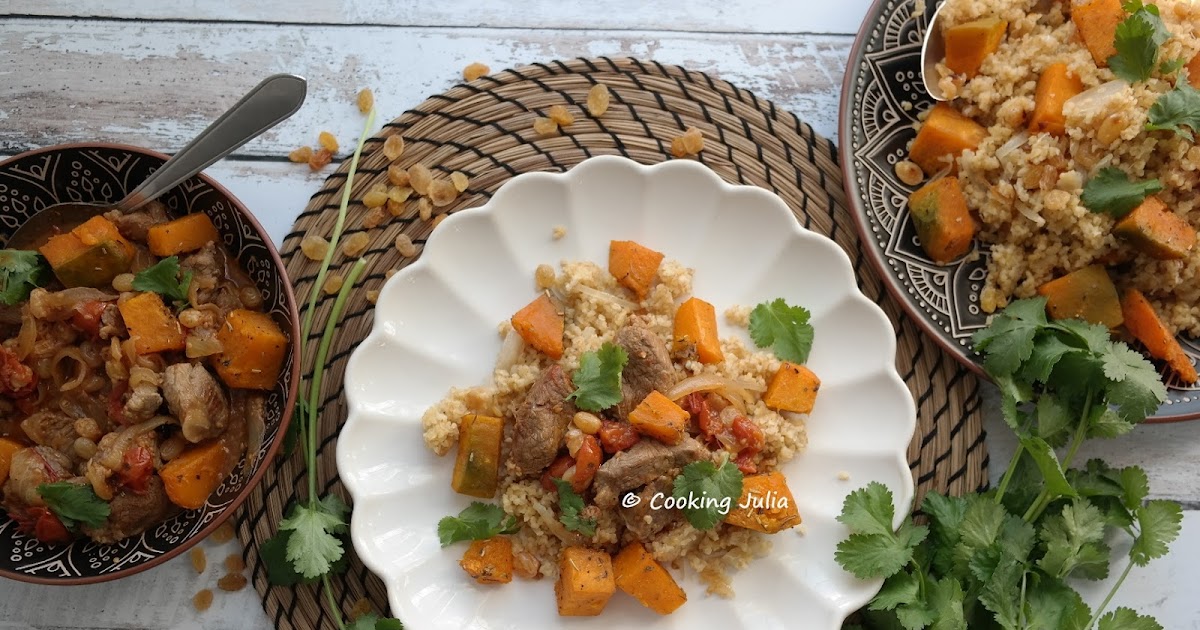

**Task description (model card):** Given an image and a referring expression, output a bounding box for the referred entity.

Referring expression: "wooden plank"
[5,0,873,35]
[0,19,851,158]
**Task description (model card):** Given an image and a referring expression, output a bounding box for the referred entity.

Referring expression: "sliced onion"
[530,498,583,544]
[15,309,37,360]
[576,285,639,311]
[1063,80,1127,119]
[495,328,526,371]
[665,373,728,401]
[1017,204,1046,227]
[29,287,117,321]
[185,330,224,358]
[995,131,1029,160]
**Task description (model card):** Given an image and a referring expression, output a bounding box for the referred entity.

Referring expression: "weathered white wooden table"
[2,3,1198,628]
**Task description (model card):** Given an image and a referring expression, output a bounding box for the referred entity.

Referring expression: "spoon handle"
[120,74,308,212]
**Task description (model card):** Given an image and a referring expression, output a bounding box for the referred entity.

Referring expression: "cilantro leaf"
[978,556,1023,629]
[1159,57,1186,75]
[1036,394,1074,448]
[1022,334,1081,386]
[869,572,920,611]
[926,577,966,630]
[1101,341,1167,421]
[0,249,51,306]
[671,456,743,530]
[1087,408,1135,439]
[436,502,519,547]
[1130,500,1183,566]
[279,496,350,579]
[567,342,627,411]
[1119,466,1151,510]
[1037,500,1110,580]
[132,255,193,305]
[1146,72,1200,139]
[1108,2,1171,83]
[836,531,921,580]
[972,298,1046,375]
[37,482,110,530]
[553,478,596,537]
[921,492,968,576]
[1080,168,1164,217]
[348,614,404,630]
[748,298,815,364]
[1024,577,1092,630]
[838,481,896,537]
[895,604,937,630]
[261,524,350,586]
[1098,607,1164,630]
[1019,435,1077,499]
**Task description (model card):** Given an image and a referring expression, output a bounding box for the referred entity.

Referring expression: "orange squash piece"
[1121,289,1198,384]
[451,414,504,498]
[148,213,220,257]
[908,104,987,175]
[1037,265,1124,329]
[212,309,289,390]
[1029,63,1085,136]
[39,215,135,288]
[1072,0,1124,66]
[160,439,229,510]
[0,438,24,487]
[119,292,186,355]
[511,293,564,359]
[627,391,689,445]
[908,176,977,264]
[763,362,821,414]
[612,542,687,614]
[608,240,664,299]
[460,537,514,584]
[943,18,1008,78]
[724,471,802,533]
[555,547,616,617]
[673,297,723,364]
[1188,55,1200,89]
[1112,196,1197,260]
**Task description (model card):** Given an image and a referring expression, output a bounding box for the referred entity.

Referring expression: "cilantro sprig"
[568,342,628,412]
[1080,168,1163,217]
[553,478,597,537]
[437,502,519,547]
[671,454,744,530]
[131,256,192,305]
[1109,0,1172,84]
[837,298,1181,629]
[0,250,51,306]
[37,482,110,530]
[748,298,815,364]
[1146,70,1200,140]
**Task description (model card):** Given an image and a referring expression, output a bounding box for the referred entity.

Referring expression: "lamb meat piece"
[99,303,126,340]
[2,446,73,509]
[612,323,675,419]
[105,202,169,242]
[123,382,164,423]
[619,475,683,540]
[82,475,177,544]
[162,363,229,443]
[509,364,576,476]
[20,410,78,453]
[593,435,710,507]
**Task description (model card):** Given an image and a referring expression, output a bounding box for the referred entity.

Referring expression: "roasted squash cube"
[943,17,1008,78]
[119,292,186,355]
[1037,265,1123,329]
[212,309,289,389]
[148,213,220,257]
[673,297,723,364]
[613,542,687,614]
[908,176,977,264]
[39,215,135,288]
[609,240,664,299]
[1121,289,1198,384]
[724,471,802,533]
[1029,63,1085,136]
[763,362,821,414]
[511,293,564,359]
[555,546,615,616]
[908,104,987,175]
[627,391,689,445]
[1072,0,1124,66]
[1113,196,1196,260]
[0,438,24,487]
[451,414,504,498]
[459,537,514,584]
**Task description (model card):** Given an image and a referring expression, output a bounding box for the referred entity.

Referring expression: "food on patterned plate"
[904,0,1200,383]
[424,239,819,616]
[0,203,289,544]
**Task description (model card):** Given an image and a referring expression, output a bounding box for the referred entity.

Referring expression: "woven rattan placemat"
[237,57,988,628]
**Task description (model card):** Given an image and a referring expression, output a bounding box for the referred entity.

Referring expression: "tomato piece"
[108,381,129,425]
[731,416,765,474]
[571,436,602,492]
[0,346,36,399]
[540,455,574,491]
[597,420,641,454]
[70,300,108,338]
[13,507,72,544]
[117,445,154,493]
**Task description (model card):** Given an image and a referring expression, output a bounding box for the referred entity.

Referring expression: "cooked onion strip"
[995,131,1029,160]
[52,347,89,392]
[495,328,526,371]
[15,309,36,360]
[576,285,638,311]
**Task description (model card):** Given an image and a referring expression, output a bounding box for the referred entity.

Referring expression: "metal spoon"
[8,73,308,249]
[920,1,950,101]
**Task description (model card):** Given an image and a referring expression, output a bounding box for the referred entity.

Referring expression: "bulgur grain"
[552,225,567,240]
[356,88,374,114]
[288,146,313,163]
[535,264,556,289]
[586,84,611,116]
[463,62,490,81]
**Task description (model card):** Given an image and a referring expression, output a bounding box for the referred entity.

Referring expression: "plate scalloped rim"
[337,156,916,629]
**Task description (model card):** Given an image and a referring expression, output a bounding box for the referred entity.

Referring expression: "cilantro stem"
[994,443,1025,505]
[1017,569,1028,628]
[1086,557,1135,629]
[1022,390,1097,523]
[322,574,347,630]
[306,257,368,500]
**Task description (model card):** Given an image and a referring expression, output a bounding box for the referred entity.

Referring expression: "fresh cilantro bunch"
[837,298,1181,630]
[0,250,51,306]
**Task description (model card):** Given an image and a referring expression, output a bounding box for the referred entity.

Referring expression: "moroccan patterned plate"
[0,143,300,584]
[839,0,1200,422]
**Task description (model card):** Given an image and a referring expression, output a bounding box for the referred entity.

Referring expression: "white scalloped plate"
[337,156,916,629]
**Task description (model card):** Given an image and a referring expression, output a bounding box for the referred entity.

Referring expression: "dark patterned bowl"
[839,0,1200,422]
[0,143,300,584]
